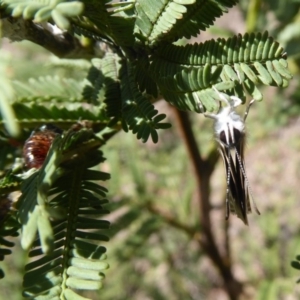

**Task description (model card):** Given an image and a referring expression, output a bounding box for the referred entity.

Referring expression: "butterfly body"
[215,106,245,146]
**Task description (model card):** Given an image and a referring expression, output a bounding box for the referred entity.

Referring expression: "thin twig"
[1,17,101,59]
[146,202,198,237]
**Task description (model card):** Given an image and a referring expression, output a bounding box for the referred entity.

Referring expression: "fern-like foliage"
[120,60,171,143]
[17,127,110,298]
[3,0,84,29]
[0,0,294,298]
[82,53,171,142]
[150,31,292,111]
[12,77,85,99]
[0,76,109,133]
[1,0,292,140]
[82,53,122,121]
[0,54,19,137]
[0,170,22,278]
[0,215,19,278]
[135,0,238,45]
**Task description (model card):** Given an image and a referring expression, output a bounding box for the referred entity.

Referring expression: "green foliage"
[134,0,238,45]
[1,0,292,139]
[0,56,19,136]
[0,216,19,278]
[0,168,22,277]
[3,0,84,29]
[151,31,291,111]
[0,0,296,299]
[119,61,171,143]
[19,128,110,298]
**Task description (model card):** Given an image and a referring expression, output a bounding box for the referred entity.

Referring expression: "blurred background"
[1,0,300,299]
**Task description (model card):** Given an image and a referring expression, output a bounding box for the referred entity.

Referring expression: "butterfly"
[203,87,260,225]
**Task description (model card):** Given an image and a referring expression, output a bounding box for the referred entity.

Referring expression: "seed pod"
[23,124,62,169]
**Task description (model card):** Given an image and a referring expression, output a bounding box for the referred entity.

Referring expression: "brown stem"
[147,202,197,237]
[0,17,101,59]
[172,108,243,300]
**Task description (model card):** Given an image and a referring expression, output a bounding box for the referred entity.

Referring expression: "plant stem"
[172,108,243,300]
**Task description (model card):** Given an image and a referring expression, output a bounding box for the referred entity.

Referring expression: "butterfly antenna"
[244,99,255,121]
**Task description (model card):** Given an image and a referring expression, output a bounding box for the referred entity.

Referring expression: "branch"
[1,16,102,59]
[146,202,198,237]
[172,107,243,300]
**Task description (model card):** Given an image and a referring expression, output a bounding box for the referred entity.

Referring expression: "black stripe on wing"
[219,139,251,225]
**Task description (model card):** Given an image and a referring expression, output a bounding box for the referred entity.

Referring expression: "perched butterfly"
[204,87,260,225]
[23,124,62,169]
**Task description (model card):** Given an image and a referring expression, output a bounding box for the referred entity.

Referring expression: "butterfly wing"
[218,135,251,225]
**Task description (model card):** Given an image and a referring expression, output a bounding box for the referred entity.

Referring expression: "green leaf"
[52,9,70,30]
[291,260,300,270]
[56,2,84,17]
[0,57,19,137]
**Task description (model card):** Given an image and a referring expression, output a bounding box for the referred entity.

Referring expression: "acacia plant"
[0,1,292,299]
